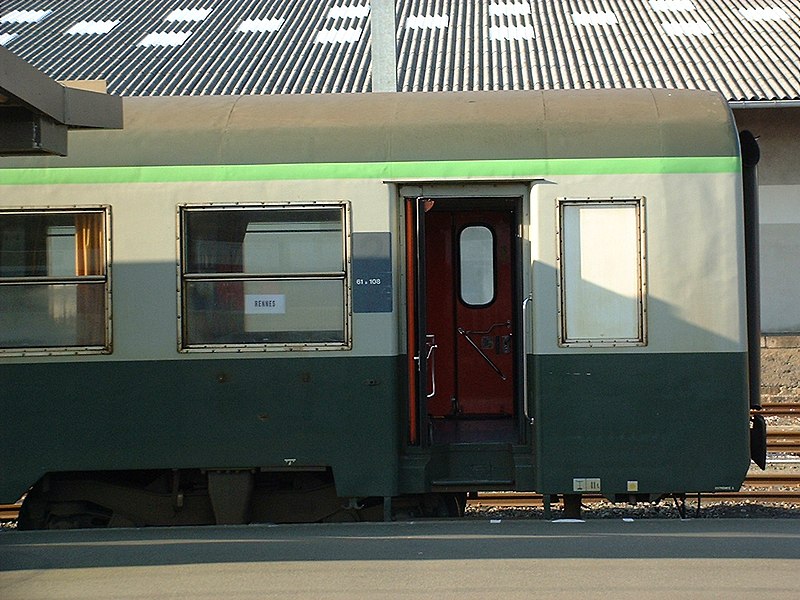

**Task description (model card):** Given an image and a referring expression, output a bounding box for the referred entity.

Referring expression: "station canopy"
[0,46,122,156]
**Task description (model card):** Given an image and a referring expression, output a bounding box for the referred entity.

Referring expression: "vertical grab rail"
[521,294,533,423]
[425,334,438,398]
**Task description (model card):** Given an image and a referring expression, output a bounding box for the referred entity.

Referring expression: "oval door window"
[459,225,495,306]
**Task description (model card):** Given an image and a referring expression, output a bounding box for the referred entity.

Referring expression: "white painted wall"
[734,107,800,333]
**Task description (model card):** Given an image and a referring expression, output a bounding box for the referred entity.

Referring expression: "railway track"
[3,403,799,524]
[0,503,21,521]
[756,402,800,416]
[469,489,800,508]
[765,428,800,453]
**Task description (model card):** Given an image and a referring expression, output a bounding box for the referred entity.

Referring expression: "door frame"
[404,190,529,447]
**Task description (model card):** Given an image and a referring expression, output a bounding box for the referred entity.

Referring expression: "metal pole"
[370,0,398,92]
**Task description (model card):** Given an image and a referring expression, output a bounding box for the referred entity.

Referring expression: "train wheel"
[447,493,468,517]
[419,493,468,518]
[15,493,43,530]
[16,483,111,530]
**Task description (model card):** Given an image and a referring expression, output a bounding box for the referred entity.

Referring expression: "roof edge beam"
[729,100,800,109]
[64,86,122,129]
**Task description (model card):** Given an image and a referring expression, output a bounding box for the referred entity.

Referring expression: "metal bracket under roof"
[0,47,122,156]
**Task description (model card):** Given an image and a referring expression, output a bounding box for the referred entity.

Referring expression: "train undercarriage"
[16,469,468,530]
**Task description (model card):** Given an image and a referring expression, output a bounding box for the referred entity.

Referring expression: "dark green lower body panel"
[0,356,403,503]
[531,352,751,497]
[1,351,752,505]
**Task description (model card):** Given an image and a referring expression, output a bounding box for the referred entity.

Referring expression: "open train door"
[406,196,526,447]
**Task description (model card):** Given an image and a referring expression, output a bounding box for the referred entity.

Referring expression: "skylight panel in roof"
[739,8,790,21]
[489,1,533,17]
[65,20,119,35]
[164,8,211,22]
[649,0,696,11]
[572,11,618,26]
[138,31,192,46]
[405,14,449,29]
[328,5,370,20]
[237,17,285,33]
[0,32,18,45]
[1,9,52,23]
[661,21,713,36]
[316,27,363,44]
[490,24,535,41]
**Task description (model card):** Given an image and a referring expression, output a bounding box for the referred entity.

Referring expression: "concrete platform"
[2,519,800,599]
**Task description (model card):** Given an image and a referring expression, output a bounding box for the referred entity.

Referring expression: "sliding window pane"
[184,279,345,345]
[0,212,104,278]
[185,208,343,275]
[0,283,106,348]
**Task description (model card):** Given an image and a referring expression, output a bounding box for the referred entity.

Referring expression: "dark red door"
[423,208,515,419]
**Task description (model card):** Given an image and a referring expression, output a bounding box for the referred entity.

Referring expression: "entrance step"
[429,443,515,489]
[429,416,517,444]
[400,443,535,492]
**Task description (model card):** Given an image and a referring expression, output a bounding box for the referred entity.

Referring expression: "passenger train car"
[0,89,761,527]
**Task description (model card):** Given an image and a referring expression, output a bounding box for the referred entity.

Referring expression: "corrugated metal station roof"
[1,0,799,101]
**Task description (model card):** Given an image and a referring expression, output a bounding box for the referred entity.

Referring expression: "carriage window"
[557,198,646,347]
[459,225,495,306]
[179,204,351,351]
[0,209,110,354]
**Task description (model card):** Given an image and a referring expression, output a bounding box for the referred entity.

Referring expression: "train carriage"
[0,89,758,527]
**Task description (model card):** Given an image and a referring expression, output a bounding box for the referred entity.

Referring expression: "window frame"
[556,197,647,348]
[177,202,352,352]
[458,223,497,308]
[0,205,112,356]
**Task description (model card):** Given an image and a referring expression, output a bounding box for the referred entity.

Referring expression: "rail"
[0,503,22,522]
[755,401,800,416]
[766,428,800,453]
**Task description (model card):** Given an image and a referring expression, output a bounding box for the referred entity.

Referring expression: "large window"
[0,208,111,354]
[179,203,351,351]
[557,198,647,347]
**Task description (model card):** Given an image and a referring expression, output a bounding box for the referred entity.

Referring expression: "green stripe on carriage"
[0,156,741,185]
